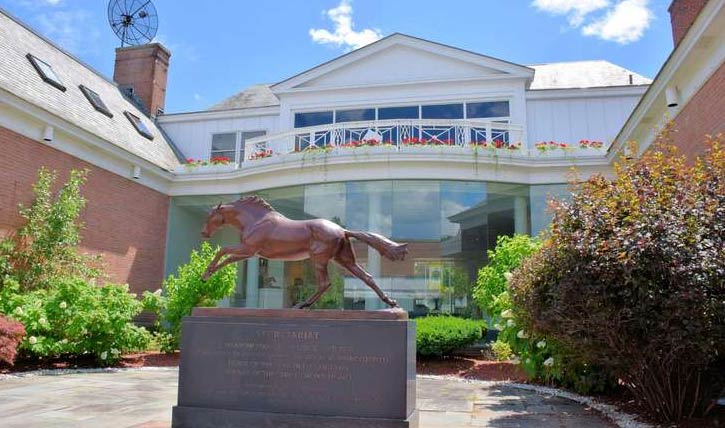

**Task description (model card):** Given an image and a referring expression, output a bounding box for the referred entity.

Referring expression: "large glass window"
[210,133,236,160]
[294,111,333,128]
[240,131,265,162]
[336,108,375,123]
[166,180,538,317]
[466,101,510,119]
[378,106,419,120]
[421,103,463,119]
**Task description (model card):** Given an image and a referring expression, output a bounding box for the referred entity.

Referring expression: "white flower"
[14,307,23,316]
[525,358,531,364]
[506,319,515,327]
[100,351,108,360]
[517,330,529,339]
[537,340,547,349]
[39,317,48,325]
[59,301,67,309]
[503,272,513,281]
[543,357,555,367]
[111,348,120,355]
[511,356,521,364]
[28,336,37,345]
[154,289,162,296]
[59,339,68,344]
[494,323,503,330]
[501,309,514,319]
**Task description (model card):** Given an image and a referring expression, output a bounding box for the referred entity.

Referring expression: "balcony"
[241,120,606,168]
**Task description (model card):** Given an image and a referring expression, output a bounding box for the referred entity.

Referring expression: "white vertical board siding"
[526,95,641,145]
[159,114,280,160]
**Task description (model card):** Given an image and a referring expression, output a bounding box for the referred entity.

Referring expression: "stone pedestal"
[172,308,417,428]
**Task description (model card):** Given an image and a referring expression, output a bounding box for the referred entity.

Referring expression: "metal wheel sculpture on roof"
[107,0,158,47]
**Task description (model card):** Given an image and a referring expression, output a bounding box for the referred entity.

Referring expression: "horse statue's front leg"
[201,246,229,281]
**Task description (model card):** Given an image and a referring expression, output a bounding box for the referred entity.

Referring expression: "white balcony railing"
[242,119,606,165]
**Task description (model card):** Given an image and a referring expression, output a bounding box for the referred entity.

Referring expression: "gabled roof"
[528,60,651,90]
[0,9,181,171]
[208,84,279,111]
[272,33,536,92]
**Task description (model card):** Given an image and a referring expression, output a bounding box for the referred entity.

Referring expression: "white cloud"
[309,0,382,51]
[35,10,99,54]
[532,0,610,26]
[531,0,652,44]
[582,0,653,44]
[193,93,203,102]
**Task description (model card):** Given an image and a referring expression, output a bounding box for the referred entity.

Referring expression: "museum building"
[0,0,722,315]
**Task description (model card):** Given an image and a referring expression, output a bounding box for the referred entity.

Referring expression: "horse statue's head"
[201,203,225,239]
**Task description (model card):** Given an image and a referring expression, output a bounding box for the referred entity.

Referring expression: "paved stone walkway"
[0,368,614,427]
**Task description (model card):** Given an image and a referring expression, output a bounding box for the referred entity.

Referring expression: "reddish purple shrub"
[0,315,26,366]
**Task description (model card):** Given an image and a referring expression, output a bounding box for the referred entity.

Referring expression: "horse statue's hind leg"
[293,258,332,309]
[334,239,399,308]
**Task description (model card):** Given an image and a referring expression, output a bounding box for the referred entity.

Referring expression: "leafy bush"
[0,168,101,291]
[0,277,150,365]
[509,136,725,422]
[0,315,25,366]
[0,167,151,365]
[475,234,613,393]
[143,241,237,351]
[473,234,540,317]
[490,340,513,361]
[415,316,485,357]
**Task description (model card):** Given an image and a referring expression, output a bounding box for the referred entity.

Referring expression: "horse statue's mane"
[236,195,276,212]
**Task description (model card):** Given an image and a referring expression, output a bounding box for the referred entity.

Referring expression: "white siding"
[160,114,280,161]
[526,94,641,145]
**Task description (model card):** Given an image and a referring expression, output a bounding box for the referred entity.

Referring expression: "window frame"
[209,130,267,164]
[79,85,113,118]
[26,53,66,92]
[124,111,154,140]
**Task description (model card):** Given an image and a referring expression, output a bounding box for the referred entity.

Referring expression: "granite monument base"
[171,308,417,428]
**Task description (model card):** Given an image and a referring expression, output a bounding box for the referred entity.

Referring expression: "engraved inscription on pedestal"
[174,309,416,426]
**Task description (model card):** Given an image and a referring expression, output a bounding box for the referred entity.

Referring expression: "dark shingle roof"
[0,10,181,170]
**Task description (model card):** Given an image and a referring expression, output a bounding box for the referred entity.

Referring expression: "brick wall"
[672,61,725,157]
[669,0,709,46]
[0,126,169,294]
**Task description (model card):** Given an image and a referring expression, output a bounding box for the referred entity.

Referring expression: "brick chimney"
[113,43,171,116]
[668,0,709,47]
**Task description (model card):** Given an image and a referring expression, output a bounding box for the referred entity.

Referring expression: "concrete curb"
[0,366,178,380]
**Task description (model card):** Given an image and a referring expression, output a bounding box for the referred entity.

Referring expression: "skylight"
[26,54,66,91]
[124,111,154,140]
[79,85,113,118]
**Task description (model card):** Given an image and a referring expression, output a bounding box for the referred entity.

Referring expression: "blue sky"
[4,0,674,113]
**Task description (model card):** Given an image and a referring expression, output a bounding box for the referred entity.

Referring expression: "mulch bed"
[416,355,528,382]
[0,351,180,374]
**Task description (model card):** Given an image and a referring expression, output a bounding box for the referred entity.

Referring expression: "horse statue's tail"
[345,230,409,261]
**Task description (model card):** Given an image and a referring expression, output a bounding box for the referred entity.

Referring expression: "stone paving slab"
[0,368,615,428]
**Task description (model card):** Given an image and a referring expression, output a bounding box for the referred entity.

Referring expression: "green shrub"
[0,277,150,365]
[415,316,485,357]
[143,241,237,351]
[473,234,540,317]
[509,136,725,422]
[0,168,101,291]
[490,340,513,361]
[475,234,613,393]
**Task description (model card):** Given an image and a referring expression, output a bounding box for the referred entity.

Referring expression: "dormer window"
[79,85,113,118]
[124,111,154,140]
[26,54,66,91]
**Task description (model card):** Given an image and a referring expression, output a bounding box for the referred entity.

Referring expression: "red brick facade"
[0,126,170,294]
[668,0,710,46]
[672,61,725,157]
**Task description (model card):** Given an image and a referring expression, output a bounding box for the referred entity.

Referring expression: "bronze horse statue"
[200,196,408,309]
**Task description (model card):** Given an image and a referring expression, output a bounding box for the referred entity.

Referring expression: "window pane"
[211,133,236,151]
[336,108,375,123]
[421,104,463,119]
[240,131,266,158]
[392,181,440,240]
[294,111,333,128]
[378,106,419,120]
[466,101,509,118]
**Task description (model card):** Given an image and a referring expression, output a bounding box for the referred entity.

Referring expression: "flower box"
[176,162,238,175]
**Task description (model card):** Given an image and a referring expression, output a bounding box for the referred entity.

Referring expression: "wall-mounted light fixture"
[131,165,141,180]
[42,125,54,142]
[665,86,680,108]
